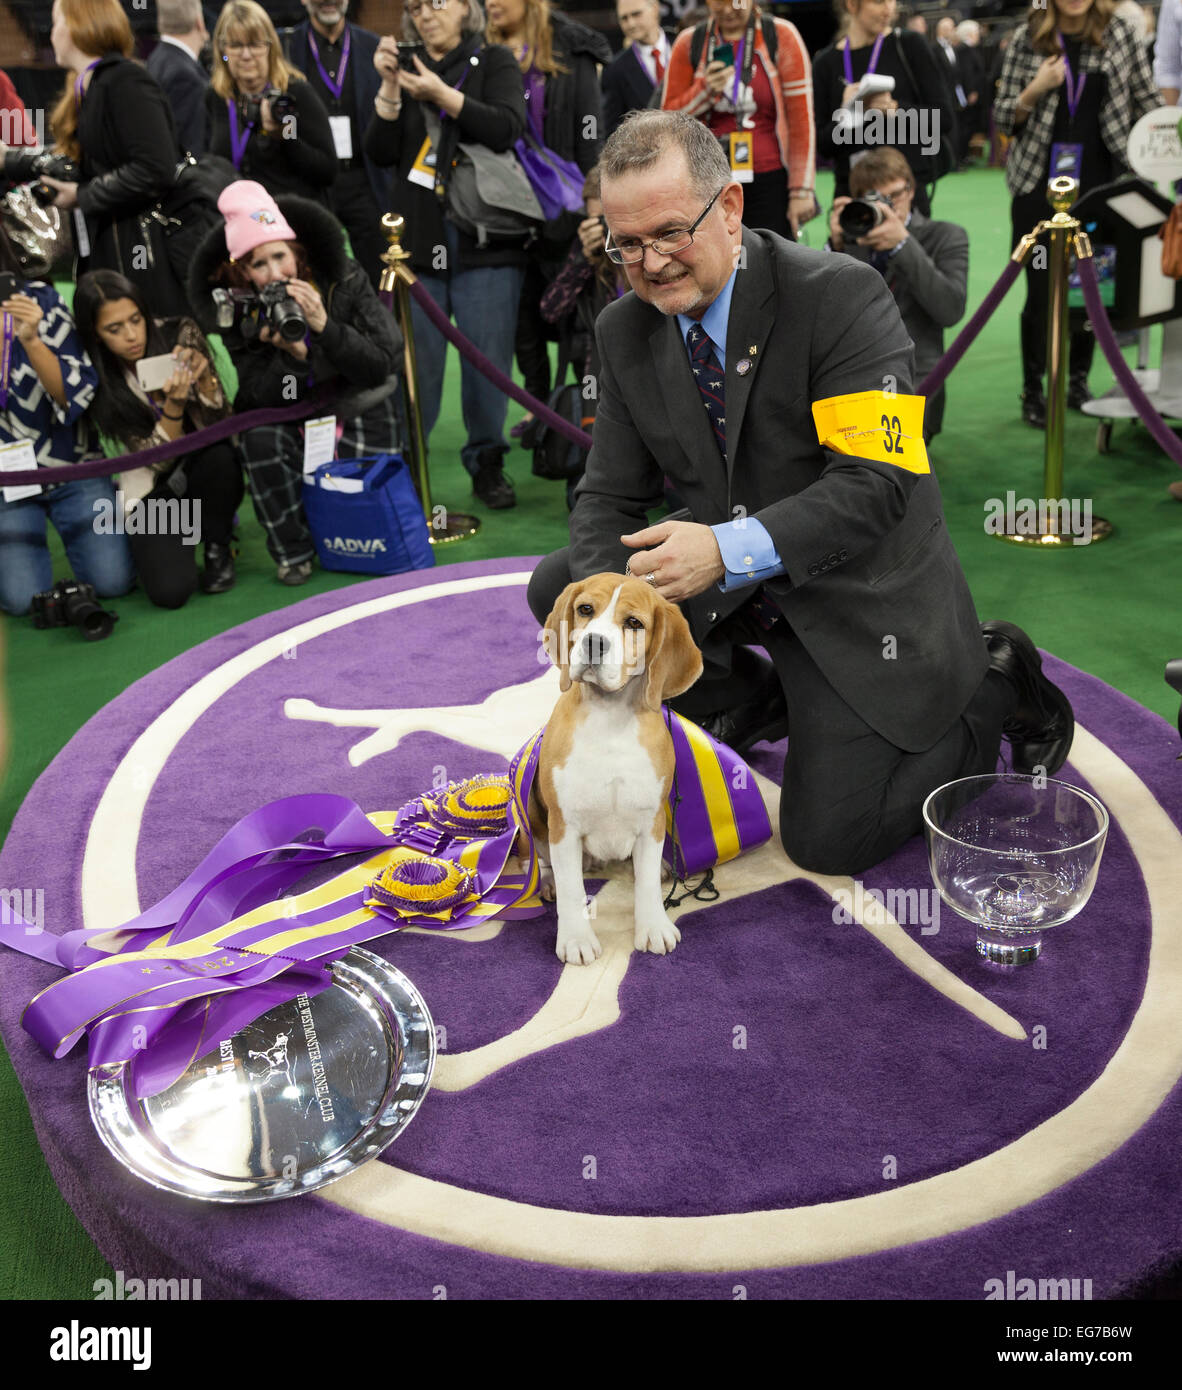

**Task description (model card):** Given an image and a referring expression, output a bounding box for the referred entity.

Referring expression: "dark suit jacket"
[835,210,969,438]
[570,228,987,752]
[146,38,209,157]
[601,32,675,137]
[283,20,391,213]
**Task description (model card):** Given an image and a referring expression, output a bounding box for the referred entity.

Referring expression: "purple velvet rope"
[919,257,1024,400]
[1076,255,1182,472]
[0,386,340,488]
[393,280,594,452]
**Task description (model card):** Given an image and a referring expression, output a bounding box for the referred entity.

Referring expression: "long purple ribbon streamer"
[1077,255,1182,472]
[399,279,594,451]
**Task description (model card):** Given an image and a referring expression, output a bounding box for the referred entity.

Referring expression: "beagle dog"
[530,573,703,965]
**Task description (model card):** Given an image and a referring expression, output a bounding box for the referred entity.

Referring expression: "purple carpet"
[3,555,1182,1300]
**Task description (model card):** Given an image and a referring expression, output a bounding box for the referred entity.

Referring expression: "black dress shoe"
[699,674,789,755]
[200,541,236,594]
[1020,389,1046,428]
[1067,372,1092,410]
[981,620,1074,776]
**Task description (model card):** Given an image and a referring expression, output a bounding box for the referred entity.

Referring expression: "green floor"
[1,164,1180,1299]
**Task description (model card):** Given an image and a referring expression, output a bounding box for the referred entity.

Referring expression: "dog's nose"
[582,632,609,665]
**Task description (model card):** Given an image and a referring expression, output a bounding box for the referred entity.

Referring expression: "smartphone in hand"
[713,42,734,67]
[0,272,20,303]
[135,353,178,393]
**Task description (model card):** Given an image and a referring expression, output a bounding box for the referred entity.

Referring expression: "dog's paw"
[634,915,681,956]
[538,863,556,902]
[556,928,602,966]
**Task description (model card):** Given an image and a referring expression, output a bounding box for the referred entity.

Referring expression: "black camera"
[212,282,307,342]
[838,190,893,240]
[396,42,426,64]
[3,148,82,206]
[31,581,118,641]
[240,87,298,128]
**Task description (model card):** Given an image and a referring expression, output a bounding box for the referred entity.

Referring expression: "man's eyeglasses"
[604,186,725,265]
[224,41,271,55]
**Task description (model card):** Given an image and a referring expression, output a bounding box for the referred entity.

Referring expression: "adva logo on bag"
[324,537,388,554]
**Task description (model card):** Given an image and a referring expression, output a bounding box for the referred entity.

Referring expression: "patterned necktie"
[686,322,726,457]
[652,44,664,84]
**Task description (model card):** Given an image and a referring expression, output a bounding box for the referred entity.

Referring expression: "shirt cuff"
[711,518,785,590]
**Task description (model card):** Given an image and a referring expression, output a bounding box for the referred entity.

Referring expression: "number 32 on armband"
[880,414,904,454]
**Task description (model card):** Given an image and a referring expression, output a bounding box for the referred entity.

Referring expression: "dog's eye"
[576,603,595,617]
[623,616,645,630]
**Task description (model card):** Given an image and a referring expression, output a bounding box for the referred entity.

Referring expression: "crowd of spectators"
[0,0,1174,619]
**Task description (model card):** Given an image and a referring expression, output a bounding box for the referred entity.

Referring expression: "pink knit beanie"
[217,180,298,263]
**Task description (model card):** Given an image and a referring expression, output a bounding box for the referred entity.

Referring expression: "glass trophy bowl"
[923,774,1109,966]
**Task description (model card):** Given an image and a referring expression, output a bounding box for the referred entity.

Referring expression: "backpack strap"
[690,15,778,70]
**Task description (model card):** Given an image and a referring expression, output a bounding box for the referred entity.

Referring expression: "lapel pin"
[748,344,758,356]
[736,359,751,376]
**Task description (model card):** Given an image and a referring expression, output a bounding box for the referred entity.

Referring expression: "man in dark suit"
[601,0,674,138]
[527,110,1073,875]
[283,0,391,286]
[827,146,968,441]
[147,0,211,157]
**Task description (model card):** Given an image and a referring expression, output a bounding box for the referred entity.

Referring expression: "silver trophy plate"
[88,948,435,1203]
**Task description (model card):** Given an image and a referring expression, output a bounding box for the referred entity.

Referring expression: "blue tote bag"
[303,455,435,576]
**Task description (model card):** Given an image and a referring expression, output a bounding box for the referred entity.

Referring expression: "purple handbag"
[514,133,585,221]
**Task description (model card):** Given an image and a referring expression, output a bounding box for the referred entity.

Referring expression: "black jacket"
[283,20,391,212]
[600,31,675,137]
[74,53,188,315]
[146,38,210,157]
[362,35,528,274]
[536,14,610,247]
[205,77,338,204]
[188,193,402,411]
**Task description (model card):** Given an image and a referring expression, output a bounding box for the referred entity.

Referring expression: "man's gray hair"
[157,0,203,34]
[402,0,486,43]
[600,110,732,199]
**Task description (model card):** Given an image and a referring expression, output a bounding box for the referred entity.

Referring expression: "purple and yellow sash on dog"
[5,714,771,1098]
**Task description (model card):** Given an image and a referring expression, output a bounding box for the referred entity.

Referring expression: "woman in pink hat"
[189,179,403,585]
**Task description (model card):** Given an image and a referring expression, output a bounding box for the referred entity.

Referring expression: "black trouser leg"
[183,442,245,547]
[331,169,387,290]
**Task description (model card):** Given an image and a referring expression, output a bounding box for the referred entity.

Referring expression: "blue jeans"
[410,222,526,478]
[0,475,136,616]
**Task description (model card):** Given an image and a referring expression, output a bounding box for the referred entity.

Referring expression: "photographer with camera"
[363,0,529,511]
[189,179,402,585]
[73,270,244,606]
[0,227,134,620]
[826,146,966,442]
[207,0,339,205]
[0,0,195,317]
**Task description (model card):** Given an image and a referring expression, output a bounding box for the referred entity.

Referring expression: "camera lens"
[838,197,885,240]
[62,589,116,641]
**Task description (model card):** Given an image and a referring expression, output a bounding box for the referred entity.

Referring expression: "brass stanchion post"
[380,213,479,544]
[998,176,1111,546]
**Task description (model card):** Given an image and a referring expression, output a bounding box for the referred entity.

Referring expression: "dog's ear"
[642,596,704,712]
[543,582,580,693]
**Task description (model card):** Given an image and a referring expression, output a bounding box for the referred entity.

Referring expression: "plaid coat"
[993,16,1159,197]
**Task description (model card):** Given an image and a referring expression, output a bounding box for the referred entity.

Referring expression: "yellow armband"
[811,391,930,474]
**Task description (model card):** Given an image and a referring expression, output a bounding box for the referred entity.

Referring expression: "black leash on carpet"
[662,707,722,909]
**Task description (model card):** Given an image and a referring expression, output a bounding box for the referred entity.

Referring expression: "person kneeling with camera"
[826,147,967,443]
[189,179,403,584]
[0,234,135,621]
[74,270,245,607]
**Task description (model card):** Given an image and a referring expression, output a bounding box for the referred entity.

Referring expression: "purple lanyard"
[227,99,255,170]
[1057,34,1087,124]
[444,57,475,122]
[74,59,100,118]
[0,312,13,412]
[843,32,884,86]
[731,37,745,105]
[307,26,351,102]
